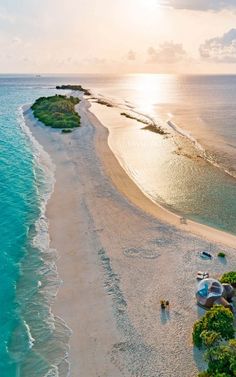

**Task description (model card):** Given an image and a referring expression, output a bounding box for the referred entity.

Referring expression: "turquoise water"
[1,74,236,375]
[0,78,70,377]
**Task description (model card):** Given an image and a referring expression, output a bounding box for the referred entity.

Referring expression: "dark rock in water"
[120,112,166,135]
[96,99,113,107]
[142,124,166,135]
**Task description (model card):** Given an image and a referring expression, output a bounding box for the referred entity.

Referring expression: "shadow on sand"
[160,308,171,324]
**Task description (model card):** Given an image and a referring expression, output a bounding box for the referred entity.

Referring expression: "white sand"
[25,99,236,377]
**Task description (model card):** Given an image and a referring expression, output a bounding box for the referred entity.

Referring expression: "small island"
[56,84,91,96]
[31,95,81,129]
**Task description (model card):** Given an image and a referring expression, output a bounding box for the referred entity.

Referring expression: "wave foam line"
[17,105,72,377]
[167,119,236,179]
[92,91,236,180]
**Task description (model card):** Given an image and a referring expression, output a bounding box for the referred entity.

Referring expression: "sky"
[1,0,236,74]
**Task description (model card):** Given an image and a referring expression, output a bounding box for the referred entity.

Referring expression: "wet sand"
[25,99,236,377]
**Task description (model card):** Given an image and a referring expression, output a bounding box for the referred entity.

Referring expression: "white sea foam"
[167,120,205,152]
[95,92,236,180]
[137,108,236,179]
[166,119,236,179]
[18,105,56,253]
[17,105,71,377]
[23,320,35,349]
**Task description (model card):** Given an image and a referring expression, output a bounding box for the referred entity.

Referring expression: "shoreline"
[19,105,72,376]
[87,100,236,249]
[24,104,123,377]
[167,118,236,180]
[24,97,236,376]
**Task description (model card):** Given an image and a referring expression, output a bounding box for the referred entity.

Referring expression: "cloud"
[0,7,15,23]
[82,57,107,65]
[127,49,136,61]
[162,0,236,11]
[12,37,22,44]
[147,42,186,64]
[199,29,236,62]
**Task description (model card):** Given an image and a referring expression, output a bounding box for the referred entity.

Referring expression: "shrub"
[200,331,221,348]
[198,371,233,376]
[205,340,236,376]
[193,320,204,348]
[220,272,236,287]
[56,85,90,95]
[192,306,234,349]
[198,372,235,377]
[62,129,72,134]
[218,252,226,258]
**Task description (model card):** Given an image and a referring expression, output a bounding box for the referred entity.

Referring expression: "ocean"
[0,74,236,376]
[85,74,236,234]
[0,76,70,377]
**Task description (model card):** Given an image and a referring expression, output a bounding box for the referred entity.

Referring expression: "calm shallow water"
[90,101,236,235]
[81,74,236,234]
[0,73,236,376]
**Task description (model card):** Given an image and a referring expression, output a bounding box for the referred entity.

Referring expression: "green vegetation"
[61,129,73,134]
[218,252,226,258]
[198,340,236,377]
[120,112,166,135]
[220,272,236,287]
[200,331,222,349]
[193,306,235,377]
[198,372,231,377]
[192,306,234,349]
[56,84,90,95]
[31,95,80,129]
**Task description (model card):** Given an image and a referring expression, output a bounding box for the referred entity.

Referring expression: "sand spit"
[24,99,236,377]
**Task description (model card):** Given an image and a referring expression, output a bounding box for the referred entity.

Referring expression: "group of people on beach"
[160,300,169,309]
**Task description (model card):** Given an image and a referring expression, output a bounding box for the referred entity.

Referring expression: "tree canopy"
[31,95,80,129]
[220,272,236,287]
[193,306,234,349]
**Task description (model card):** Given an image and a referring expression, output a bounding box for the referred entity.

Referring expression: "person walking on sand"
[160,300,166,309]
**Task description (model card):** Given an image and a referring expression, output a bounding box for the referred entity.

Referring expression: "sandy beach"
[24,98,236,377]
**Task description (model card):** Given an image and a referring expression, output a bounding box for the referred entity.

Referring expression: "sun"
[136,0,163,24]
[138,0,162,12]
[140,0,159,8]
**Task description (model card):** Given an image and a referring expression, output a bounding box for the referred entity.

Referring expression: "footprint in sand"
[123,248,160,259]
[151,238,173,247]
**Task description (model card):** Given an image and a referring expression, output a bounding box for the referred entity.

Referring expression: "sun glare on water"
[129,74,172,114]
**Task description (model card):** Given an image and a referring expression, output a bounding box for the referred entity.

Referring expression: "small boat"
[200,251,213,259]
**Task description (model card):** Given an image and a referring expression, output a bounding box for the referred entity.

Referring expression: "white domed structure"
[196,278,232,309]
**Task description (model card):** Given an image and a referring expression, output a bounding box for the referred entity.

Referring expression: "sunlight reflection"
[127,74,177,115]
